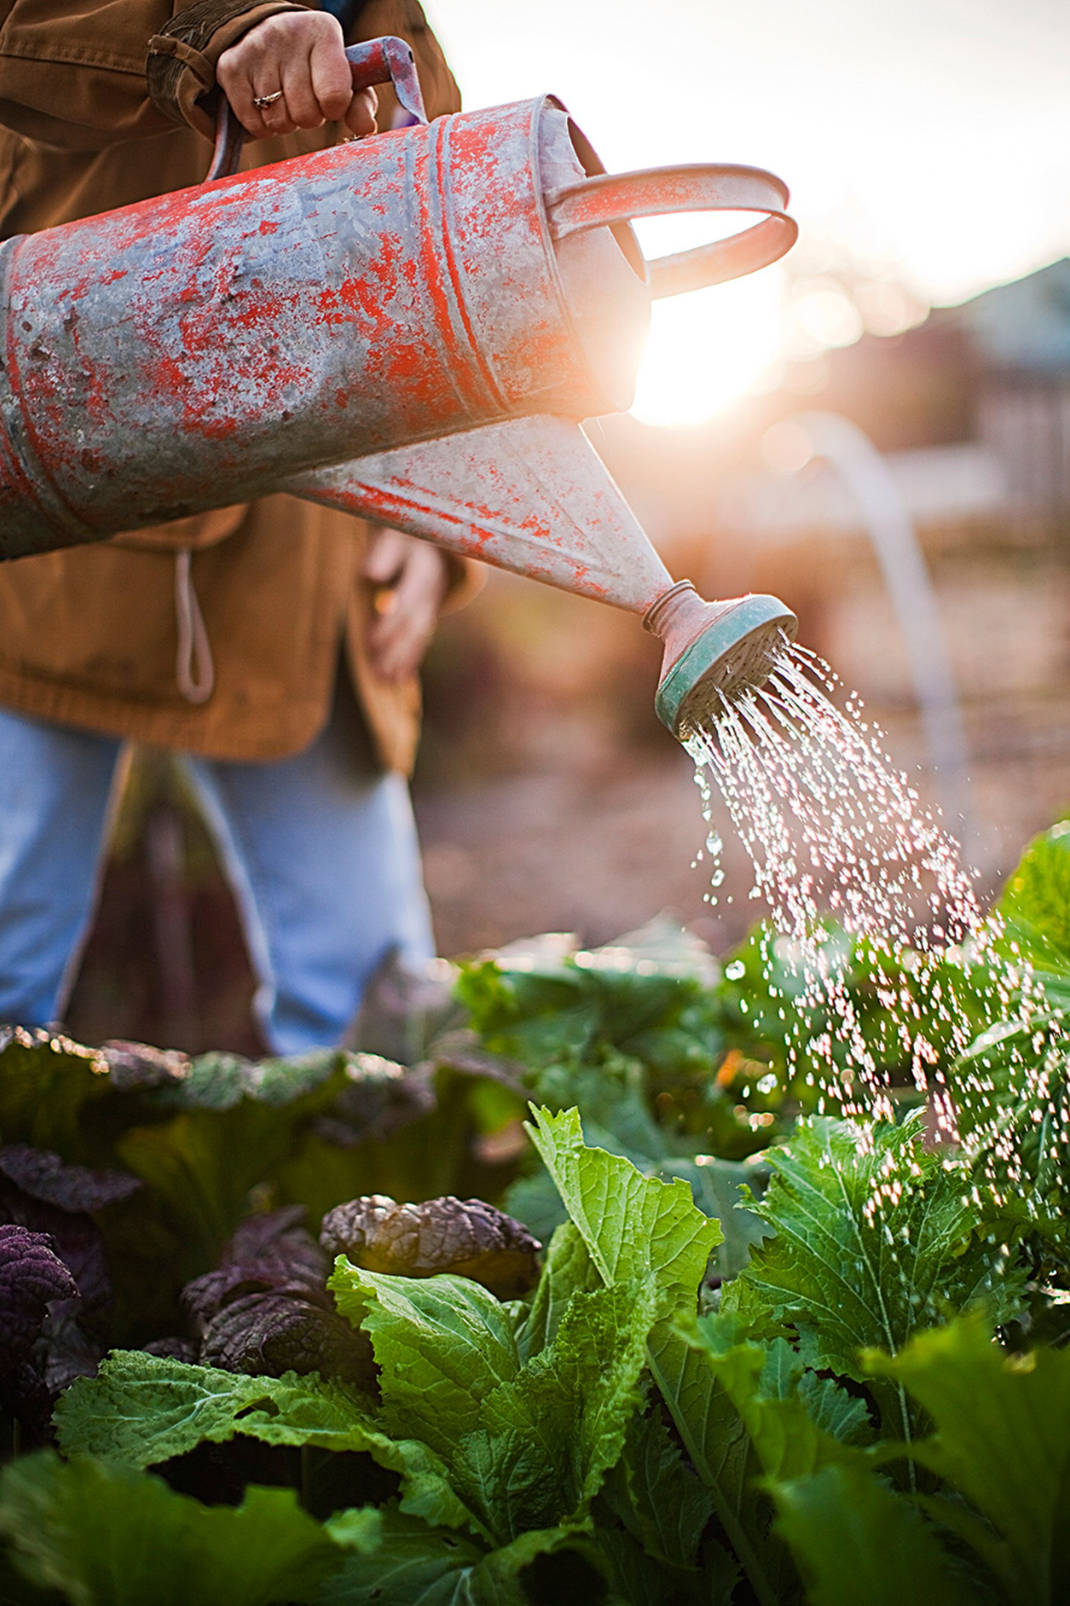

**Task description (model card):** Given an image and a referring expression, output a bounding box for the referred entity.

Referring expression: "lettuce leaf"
[328,1268,523,1463]
[678,1313,872,1480]
[514,1221,604,1361]
[329,1257,656,1546]
[523,1108,807,1602]
[867,1315,1070,1606]
[997,817,1070,981]
[320,1506,604,1606]
[598,1405,717,1573]
[769,1461,978,1606]
[524,1106,722,1319]
[317,1504,487,1604]
[724,1114,1025,1436]
[0,1452,353,1606]
[54,1352,474,1537]
[62,1232,659,1557]
[771,1311,1070,1605]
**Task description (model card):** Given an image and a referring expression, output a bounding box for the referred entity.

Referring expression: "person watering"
[0,0,472,1052]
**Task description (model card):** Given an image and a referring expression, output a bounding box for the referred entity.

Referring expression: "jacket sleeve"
[0,0,304,150]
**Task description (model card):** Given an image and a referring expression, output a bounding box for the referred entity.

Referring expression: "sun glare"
[629,269,785,428]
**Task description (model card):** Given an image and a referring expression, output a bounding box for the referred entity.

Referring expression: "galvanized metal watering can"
[0,37,799,736]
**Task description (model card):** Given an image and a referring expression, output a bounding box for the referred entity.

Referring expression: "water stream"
[687,640,1031,1160]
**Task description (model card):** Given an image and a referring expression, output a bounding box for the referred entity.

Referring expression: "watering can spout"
[293,421,798,738]
[290,414,676,613]
[645,582,798,738]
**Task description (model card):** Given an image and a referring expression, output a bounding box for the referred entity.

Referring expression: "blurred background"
[67,0,1070,1050]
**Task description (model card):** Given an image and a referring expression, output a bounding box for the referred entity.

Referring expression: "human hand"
[363,527,451,683]
[217,11,378,141]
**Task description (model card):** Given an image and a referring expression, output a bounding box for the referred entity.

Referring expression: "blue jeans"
[0,686,434,1053]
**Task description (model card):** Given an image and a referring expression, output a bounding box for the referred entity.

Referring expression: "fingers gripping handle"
[546,164,797,296]
[207,35,427,182]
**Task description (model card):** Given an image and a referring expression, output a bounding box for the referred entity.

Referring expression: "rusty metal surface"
[0,96,638,557]
[547,164,797,297]
[289,414,674,613]
[0,61,797,653]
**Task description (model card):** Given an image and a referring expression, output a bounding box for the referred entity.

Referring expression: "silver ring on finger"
[253,90,284,109]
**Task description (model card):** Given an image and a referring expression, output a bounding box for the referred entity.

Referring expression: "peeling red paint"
[0,94,665,563]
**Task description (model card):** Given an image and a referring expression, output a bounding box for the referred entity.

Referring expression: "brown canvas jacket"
[0,0,463,770]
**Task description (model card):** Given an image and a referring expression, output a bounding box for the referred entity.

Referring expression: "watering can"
[0,37,799,736]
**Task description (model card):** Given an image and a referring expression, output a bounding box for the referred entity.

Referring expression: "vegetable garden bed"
[3,819,1070,1605]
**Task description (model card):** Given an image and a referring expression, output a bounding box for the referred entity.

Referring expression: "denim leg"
[182,683,434,1055]
[0,707,123,1028]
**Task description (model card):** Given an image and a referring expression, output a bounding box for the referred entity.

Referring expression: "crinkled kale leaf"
[181,1207,373,1388]
[320,1195,541,1300]
[0,1224,79,1443]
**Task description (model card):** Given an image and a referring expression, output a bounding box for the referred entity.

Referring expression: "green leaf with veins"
[678,1312,872,1482]
[0,1453,350,1606]
[722,1114,1026,1437]
[599,1406,717,1573]
[455,932,729,1167]
[769,1461,978,1606]
[866,1315,1070,1606]
[318,1505,488,1606]
[648,1310,871,1606]
[945,822,1070,1246]
[954,1008,1070,1252]
[323,1507,608,1606]
[660,1153,772,1281]
[525,1107,805,1606]
[514,1220,604,1361]
[524,1107,722,1315]
[55,1352,476,1538]
[328,1267,523,1463]
[329,1257,656,1546]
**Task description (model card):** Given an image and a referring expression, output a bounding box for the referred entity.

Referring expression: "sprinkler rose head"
[645,582,798,739]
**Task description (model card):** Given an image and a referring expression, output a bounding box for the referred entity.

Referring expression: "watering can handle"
[207,35,428,181]
[546,165,797,297]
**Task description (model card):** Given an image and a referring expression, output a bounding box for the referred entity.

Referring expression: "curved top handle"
[546,165,797,297]
[207,35,428,182]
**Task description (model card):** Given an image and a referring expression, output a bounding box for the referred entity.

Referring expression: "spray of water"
[688,639,1055,1213]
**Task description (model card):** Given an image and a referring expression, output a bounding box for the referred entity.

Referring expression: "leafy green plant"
[0,1101,1051,1605]
[8,816,1070,1602]
[723,1114,1026,1440]
[953,819,1070,1262]
[765,1314,1070,1606]
[0,1453,363,1606]
[0,1030,524,1351]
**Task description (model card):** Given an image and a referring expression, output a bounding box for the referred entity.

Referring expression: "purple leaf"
[183,1209,329,1331]
[0,1224,81,1442]
[222,1206,323,1274]
[320,1194,541,1299]
[183,1265,330,1329]
[199,1291,374,1385]
[0,1175,113,1335]
[0,1224,78,1361]
[0,1144,141,1213]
